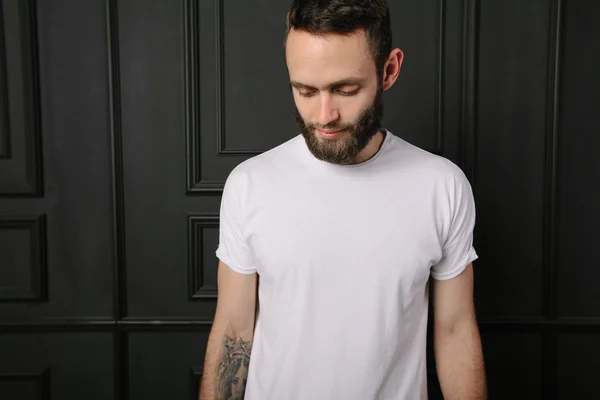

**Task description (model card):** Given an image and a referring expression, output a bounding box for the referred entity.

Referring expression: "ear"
[381,48,403,91]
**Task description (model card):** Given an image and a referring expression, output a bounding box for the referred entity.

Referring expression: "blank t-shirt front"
[216,130,478,399]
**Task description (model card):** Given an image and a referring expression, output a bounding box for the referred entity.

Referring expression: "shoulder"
[388,134,470,188]
[223,134,304,193]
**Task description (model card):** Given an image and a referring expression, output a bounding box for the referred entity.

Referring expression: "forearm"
[199,322,254,400]
[434,319,487,400]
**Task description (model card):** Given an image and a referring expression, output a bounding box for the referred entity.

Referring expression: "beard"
[294,85,384,165]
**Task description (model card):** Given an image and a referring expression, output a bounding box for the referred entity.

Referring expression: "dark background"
[1,0,598,398]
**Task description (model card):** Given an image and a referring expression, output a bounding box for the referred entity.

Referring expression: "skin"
[432,263,488,399]
[230,363,248,399]
[198,263,256,400]
[285,28,403,164]
[199,26,486,400]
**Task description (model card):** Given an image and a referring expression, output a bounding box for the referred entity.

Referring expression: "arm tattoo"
[215,336,253,400]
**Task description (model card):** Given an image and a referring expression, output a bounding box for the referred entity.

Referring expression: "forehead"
[285,29,375,86]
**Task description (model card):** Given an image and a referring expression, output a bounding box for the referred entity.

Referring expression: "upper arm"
[212,166,259,335]
[430,163,479,332]
[214,260,258,336]
[432,263,476,334]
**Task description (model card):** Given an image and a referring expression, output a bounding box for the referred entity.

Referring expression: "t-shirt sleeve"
[215,168,258,275]
[430,164,479,280]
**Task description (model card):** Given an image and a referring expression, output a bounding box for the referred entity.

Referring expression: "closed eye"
[290,78,365,98]
[298,88,358,97]
[337,89,358,96]
[298,90,316,97]
[296,85,360,97]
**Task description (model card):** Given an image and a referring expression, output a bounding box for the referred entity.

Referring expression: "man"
[199,0,487,399]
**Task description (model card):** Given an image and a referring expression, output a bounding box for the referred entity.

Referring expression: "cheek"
[344,101,366,117]
[340,97,372,122]
[293,96,316,120]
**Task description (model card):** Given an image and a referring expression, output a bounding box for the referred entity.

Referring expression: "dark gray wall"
[0,0,598,398]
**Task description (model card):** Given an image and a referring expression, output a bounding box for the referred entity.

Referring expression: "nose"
[316,94,339,127]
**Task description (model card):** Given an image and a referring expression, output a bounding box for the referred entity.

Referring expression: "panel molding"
[0,0,10,159]
[105,2,129,399]
[434,0,446,155]
[0,215,48,302]
[184,0,201,192]
[541,0,563,321]
[190,366,203,400]
[0,0,44,197]
[20,0,43,193]
[541,1,564,398]
[465,1,565,397]
[213,0,262,156]
[0,368,51,400]
[187,213,219,300]
[106,0,127,322]
[460,0,478,182]
[184,0,227,194]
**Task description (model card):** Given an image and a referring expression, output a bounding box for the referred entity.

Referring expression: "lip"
[316,128,345,139]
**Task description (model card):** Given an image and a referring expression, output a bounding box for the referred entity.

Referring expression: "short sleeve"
[430,165,479,280]
[215,168,258,275]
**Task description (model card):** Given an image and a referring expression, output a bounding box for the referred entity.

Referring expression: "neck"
[350,129,386,164]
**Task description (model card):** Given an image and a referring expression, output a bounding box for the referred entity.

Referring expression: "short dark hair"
[285,0,393,77]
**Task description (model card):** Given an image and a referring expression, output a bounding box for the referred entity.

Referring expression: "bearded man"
[199,1,487,399]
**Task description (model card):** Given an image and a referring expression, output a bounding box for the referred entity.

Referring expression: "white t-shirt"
[215,130,478,399]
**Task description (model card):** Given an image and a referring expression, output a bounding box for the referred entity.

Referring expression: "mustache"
[307,122,354,131]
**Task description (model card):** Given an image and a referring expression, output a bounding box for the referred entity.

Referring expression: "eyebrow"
[289,78,366,91]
